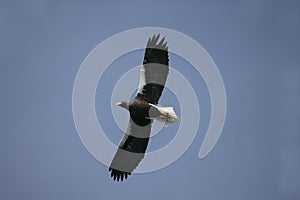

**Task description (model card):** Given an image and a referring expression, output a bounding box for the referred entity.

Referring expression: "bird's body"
[129,98,154,119]
[109,34,179,181]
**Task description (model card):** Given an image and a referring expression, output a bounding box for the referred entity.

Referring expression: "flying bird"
[109,34,179,181]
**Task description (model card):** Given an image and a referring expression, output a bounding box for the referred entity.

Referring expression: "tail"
[154,106,180,126]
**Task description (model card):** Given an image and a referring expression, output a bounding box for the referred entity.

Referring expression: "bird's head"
[115,101,129,110]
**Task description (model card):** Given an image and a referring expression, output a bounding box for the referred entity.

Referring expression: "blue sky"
[1,1,300,200]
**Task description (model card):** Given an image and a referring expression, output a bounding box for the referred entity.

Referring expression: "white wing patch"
[137,65,146,94]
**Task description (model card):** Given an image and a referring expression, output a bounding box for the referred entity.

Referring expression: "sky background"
[1,0,300,200]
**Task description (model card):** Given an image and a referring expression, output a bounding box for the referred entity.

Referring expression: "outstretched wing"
[136,34,169,105]
[109,117,152,181]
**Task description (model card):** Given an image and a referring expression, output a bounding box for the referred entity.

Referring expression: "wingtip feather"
[109,168,131,182]
[147,34,168,51]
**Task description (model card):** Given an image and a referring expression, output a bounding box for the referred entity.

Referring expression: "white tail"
[150,105,179,126]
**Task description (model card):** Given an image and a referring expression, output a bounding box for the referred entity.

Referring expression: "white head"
[115,101,129,110]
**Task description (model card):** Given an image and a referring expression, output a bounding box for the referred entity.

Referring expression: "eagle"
[109,34,179,181]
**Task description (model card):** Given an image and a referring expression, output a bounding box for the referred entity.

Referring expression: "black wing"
[109,118,152,181]
[136,34,169,105]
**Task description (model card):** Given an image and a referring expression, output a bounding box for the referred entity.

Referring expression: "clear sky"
[1,1,300,200]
